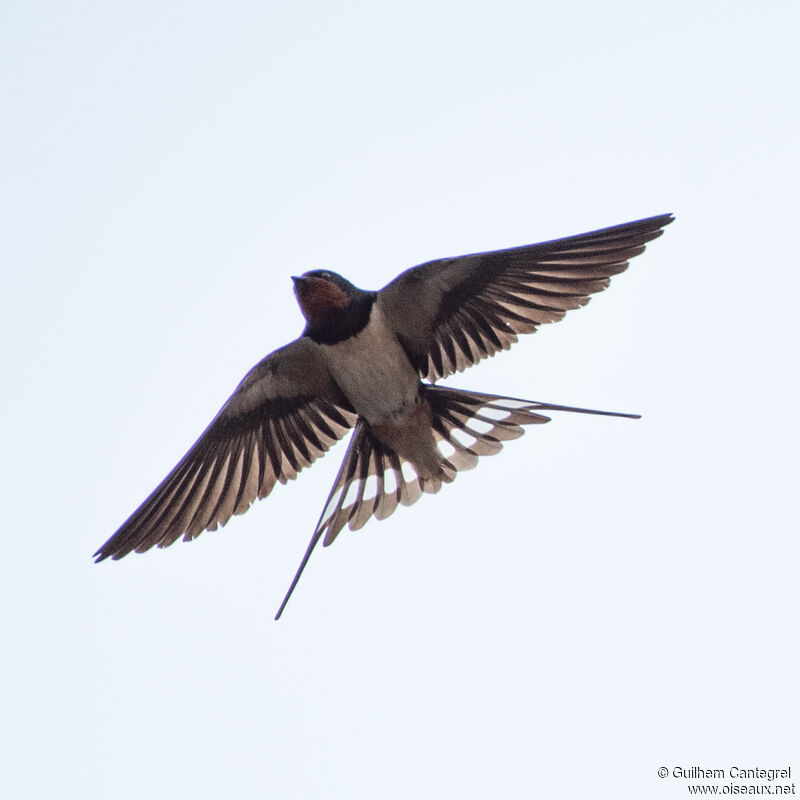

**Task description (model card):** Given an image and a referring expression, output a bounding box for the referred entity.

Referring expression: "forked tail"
[274,386,639,619]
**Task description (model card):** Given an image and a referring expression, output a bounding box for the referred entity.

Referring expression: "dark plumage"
[95,213,674,618]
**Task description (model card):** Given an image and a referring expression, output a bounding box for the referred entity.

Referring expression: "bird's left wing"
[378,214,674,382]
[94,337,356,561]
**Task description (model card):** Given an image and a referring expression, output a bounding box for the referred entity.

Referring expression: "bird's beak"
[291,275,302,285]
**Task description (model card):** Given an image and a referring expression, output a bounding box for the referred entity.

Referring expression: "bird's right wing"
[94,337,357,561]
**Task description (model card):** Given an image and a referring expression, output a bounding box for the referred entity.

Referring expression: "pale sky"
[2,2,798,798]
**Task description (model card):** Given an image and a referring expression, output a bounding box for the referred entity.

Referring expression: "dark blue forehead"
[301,270,354,290]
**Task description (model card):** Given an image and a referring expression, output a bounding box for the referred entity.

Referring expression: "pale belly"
[318,306,420,424]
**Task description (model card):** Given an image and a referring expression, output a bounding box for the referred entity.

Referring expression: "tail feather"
[274,386,638,618]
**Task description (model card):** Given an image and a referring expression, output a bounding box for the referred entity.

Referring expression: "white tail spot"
[341,478,361,509]
[437,439,457,458]
[465,416,495,435]
[479,405,514,420]
[451,428,478,448]
[400,461,419,483]
[362,474,379,502]
[383,468,398,495]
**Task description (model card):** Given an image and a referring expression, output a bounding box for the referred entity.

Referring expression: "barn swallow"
[95,213,674,618]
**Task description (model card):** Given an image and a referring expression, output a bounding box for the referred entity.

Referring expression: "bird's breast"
[318,305,419,424]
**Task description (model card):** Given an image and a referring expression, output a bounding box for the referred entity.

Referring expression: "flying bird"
[95,213,674,618]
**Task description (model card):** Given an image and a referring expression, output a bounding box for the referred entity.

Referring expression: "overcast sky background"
[2,2,798,798]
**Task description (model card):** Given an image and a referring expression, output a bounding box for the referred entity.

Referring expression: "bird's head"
[292,270,374,343]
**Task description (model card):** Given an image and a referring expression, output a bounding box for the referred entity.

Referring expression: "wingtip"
[629,212,674,232]
[637,212,675,233]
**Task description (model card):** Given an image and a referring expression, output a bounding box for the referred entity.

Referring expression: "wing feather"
[379,213,673,381]
[94,337,357,561]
